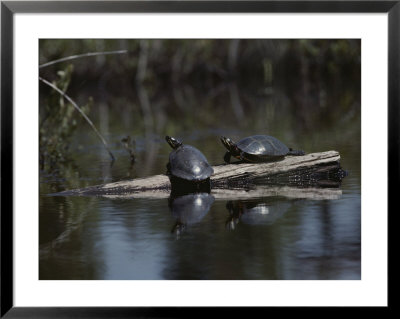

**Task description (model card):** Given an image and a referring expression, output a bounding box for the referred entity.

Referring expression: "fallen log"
[54,150,345,198]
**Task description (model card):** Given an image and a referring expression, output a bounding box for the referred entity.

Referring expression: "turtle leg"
[223,152,231,164]
[239,151,246,162]
[288,148,305,156]
[166,162,171,174]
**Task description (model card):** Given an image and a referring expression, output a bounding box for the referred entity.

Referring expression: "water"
[39,188,360,280]
[39,39,361,280]
[39,96,360,280]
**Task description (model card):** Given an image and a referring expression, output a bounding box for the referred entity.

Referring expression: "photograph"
[38,38,361,280]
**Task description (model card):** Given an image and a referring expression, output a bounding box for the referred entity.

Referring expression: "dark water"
[39,88,360,280]
[39,39,360,280]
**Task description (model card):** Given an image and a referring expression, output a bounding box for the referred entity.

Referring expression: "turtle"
[220,135,305,163]
[165,136,214,184]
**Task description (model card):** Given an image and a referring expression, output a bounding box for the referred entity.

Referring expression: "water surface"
[39,99,360,280]
[39,39,361,280]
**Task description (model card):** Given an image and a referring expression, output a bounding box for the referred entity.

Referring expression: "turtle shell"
[236,135,290,158]
[169,144,214,181]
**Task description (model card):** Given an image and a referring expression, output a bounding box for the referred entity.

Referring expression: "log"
[54,150,345,198]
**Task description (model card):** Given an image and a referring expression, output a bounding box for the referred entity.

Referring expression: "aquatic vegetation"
[39,64,93,171]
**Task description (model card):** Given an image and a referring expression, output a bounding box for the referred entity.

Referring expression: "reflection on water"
[225,198,291,230]
[39,39,361,280]
[39,178,360,280]
[169,193,214,237]
[169,193,215,238]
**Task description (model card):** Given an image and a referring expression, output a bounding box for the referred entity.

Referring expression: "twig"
[39,76,115,162]
[39,50,128,68]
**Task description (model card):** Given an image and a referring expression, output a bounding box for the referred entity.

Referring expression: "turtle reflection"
[225,198,291,230]
[169,193,215,237]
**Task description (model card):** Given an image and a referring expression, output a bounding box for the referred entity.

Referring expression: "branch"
[39,50,128,68]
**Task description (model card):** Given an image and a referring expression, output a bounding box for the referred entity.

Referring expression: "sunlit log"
[54,151,344,199]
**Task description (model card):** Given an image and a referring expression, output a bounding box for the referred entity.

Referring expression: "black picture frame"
[1,1,396,317]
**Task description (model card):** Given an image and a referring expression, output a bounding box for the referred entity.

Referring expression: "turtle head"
[166,136,182,149]
[220,136,238,153]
